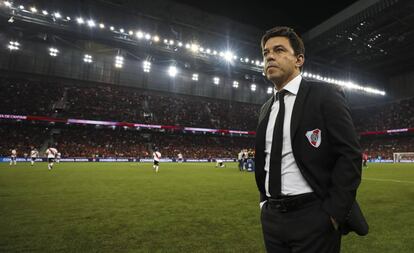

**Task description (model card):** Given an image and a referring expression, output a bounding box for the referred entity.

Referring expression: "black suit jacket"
[255,78,368,235]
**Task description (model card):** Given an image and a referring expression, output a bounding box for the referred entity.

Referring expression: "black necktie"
[269,90,287,197]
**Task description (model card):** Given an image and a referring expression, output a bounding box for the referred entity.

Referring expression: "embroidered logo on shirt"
[305,129,322,148]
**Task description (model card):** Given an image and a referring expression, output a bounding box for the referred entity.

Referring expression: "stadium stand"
[360,135,414,160]
[0,77,260,131]
[351,98,414,132]
[1,77,414,160]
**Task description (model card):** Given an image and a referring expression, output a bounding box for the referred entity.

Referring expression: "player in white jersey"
[152,147,161,173]
[45,147,58,170]
[10,149,17,165]
[30,147,39,166]
[56,152,61,163]
[215,158,225,168]
[177,152,183,163]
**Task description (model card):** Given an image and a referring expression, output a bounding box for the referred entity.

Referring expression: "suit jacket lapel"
[291,79,310,141]
[256,96,274,145]
[255,96,274,192]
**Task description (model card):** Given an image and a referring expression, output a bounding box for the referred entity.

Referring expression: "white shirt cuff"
[260,200,267,209]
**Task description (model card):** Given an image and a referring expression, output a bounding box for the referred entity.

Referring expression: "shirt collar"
[273,74,302,96]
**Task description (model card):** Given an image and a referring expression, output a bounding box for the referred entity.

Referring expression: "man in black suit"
[255,26,367,253]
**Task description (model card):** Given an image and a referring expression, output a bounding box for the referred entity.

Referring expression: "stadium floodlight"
[152,35,160,42]
[136,31,143,39]
[4,1,12,7]
[178,42,183,47]
[190,44,199,52]
[223,51,234,62]
[99,23,105,29]
[185,43,190,49]
[19,5,24,10]
[7,41,19,51]
[83,54,93,63]
[163,39,168,44]
[49,47,59,57]
[53,12,62,19]
[255,60,261,66]
[304,71,386,95]
[30,7,38,13]
[213,77,220,85]
[145,33,151,40]
[213,50,217,55]
[168,66,178,77]
[251,84,257,91]
[87,19,95,27]
[110,26,114,31]
[267,87,273,94]
[199,47,204,52]
[66,16,71,20]
[115,55,124,68]
[119,28,124,33]
[206,48,211,54]
[143,60,151,73]
[128,30,133,35]
[192,73,198,81]
[42,10,48,15]
[232,81,239,88]
[76,17,84,24]
[169,40,174,45]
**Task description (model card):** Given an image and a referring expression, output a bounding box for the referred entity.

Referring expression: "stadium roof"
[172,0,360,34]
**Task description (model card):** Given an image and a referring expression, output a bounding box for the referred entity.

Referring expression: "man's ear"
[296,54,305,68]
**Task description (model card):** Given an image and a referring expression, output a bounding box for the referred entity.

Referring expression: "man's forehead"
[263,37,290,50]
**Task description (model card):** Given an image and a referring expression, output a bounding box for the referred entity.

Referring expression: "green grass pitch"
[0,162,413,252]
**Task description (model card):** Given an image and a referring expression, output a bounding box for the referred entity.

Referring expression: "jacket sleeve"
[321,86,362,225]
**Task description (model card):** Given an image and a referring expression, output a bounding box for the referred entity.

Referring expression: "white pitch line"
[363,177,414,184]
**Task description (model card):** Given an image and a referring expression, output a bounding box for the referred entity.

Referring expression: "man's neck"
[274,72,300,91]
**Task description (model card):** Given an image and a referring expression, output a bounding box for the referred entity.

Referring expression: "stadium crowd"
[1,76,414,160]
[1,77,260,131]
[0,124,254,159]
[360,135,414,160]
[351,97,414,132]
[2,76,414,133]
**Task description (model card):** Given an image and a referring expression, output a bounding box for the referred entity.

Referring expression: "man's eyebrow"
[263,44,286,52]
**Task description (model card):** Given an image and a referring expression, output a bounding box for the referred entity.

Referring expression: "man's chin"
[267,74,283,83]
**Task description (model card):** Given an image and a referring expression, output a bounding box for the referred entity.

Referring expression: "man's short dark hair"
[261,26,305,56]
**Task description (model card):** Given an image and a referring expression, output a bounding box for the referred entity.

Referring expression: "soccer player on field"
[215,159,225,168]
[45,146,58,170]
[177,152,183,163]
[30,147,39,166]
[10,148,17,166]
[362,152,368,168]
[56,152,61,163]
[153,147,161,173]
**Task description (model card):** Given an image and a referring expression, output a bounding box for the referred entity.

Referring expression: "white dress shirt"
[264,74,313,198]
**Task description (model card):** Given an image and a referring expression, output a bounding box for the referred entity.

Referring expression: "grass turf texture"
[0,162,413,252]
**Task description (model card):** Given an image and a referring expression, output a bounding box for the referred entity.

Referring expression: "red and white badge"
[305,129,322,148]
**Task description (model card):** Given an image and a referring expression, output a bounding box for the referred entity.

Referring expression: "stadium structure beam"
[303,0,393,42]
